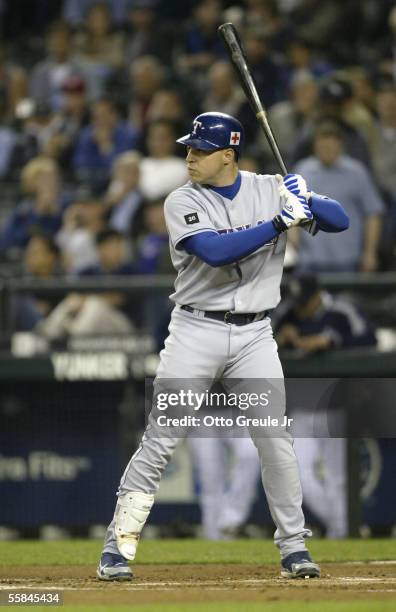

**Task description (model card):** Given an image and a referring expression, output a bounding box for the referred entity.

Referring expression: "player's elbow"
[200,253,225,267]
[337,209,349,232]
[196,242,228,267]
[319,212,349,233]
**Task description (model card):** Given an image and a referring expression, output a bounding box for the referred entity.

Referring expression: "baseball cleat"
[280,551,321,579]
[96,552,133,581]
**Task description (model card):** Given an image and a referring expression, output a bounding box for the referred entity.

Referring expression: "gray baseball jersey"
[164,171,287,312]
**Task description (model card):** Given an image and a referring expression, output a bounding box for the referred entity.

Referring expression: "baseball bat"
[218,22,288,176]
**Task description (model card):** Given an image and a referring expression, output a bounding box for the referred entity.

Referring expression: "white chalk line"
[340,560,396,565]
[1,576,396,591]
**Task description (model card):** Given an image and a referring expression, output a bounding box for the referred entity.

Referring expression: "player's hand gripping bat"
[218,22,288,176]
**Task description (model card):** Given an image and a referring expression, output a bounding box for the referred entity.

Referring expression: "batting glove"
[282,174,311,215]
[283,173,308,197]
[273,174,313,231]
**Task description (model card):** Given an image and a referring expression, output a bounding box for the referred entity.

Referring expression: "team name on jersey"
[218,219,278,246]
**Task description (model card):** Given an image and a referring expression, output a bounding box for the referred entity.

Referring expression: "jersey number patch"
[184,212,199,225]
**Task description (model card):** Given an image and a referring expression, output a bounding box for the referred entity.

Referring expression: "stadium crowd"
[0,0,395,339]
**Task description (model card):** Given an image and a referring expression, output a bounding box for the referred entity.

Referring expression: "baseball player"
[97,112,349,581]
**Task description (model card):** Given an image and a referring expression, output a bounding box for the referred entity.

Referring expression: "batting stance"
[97,112,349,581]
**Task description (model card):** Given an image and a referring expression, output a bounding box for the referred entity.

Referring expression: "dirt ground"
[1,563,395,606]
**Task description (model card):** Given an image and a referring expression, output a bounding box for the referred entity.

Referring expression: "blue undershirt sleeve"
[181,221,280,267]
[310,193,349,233]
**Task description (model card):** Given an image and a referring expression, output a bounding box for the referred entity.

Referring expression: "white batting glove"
[275,174,313,229]
[283,173,308,198]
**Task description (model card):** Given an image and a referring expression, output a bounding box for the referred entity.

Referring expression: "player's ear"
[223,148,235,165]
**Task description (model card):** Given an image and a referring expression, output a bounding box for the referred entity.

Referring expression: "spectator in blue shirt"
[294,122,384,272]
[0,157,69,255]
[178,0,226,75]
[73,97,139,189]
[12,233,63,332]
[292,76,372,168]
[78,227,138,326]
[38,228,136,339]
[134,198,171,275]
[63,0,131,27]
[104,151,144,236]
[134,198,173,349]
[79,228,135,277]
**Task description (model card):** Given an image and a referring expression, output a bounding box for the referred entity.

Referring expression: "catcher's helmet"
[176,112,244,155]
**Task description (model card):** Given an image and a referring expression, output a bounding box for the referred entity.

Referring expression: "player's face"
[185,147,233,184]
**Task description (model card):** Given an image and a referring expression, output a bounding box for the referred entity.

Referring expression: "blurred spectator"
[293,75,373,168]
[295,122,384,272]
[73,3,124,101]
[0,157,68,255]
[134,198,173,349]
[73,97,139,188]
[0,93,18,179]
[78,226,136,325]
[139,120,188,200]
[276,273,377,353]
[275,273,377,538]
[29,21,82,112]
[146,88,189,127]
[79,227,135,276]
[104,151,143,236]
[268,70,319,169]
[242,26,285,110]
[127,55,166,131]
[289,0,340,52]
[24,234,62,280]
[124,0,174,65]
[5,99,54,179]
[283,36,333,94]
[336,73,378,151]
[245,0,295,56]
[371,79,396,268]
[63,0,131,27]
[201,61,245,118]
[378,4,396,77]
[41,76,90,174]
[346,66,377,117]
[38,229,135,339]
[134,199,172,274]
[12,234,62,332]
[0,44,27,119]
[372,80,396,198]
[177,0,225,78]
[56,189,105,273]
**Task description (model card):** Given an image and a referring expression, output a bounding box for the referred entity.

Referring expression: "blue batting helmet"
[176,112,244,155]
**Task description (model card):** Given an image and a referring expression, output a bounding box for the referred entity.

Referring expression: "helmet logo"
[192,120,203,135]
[230,132,241,145]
